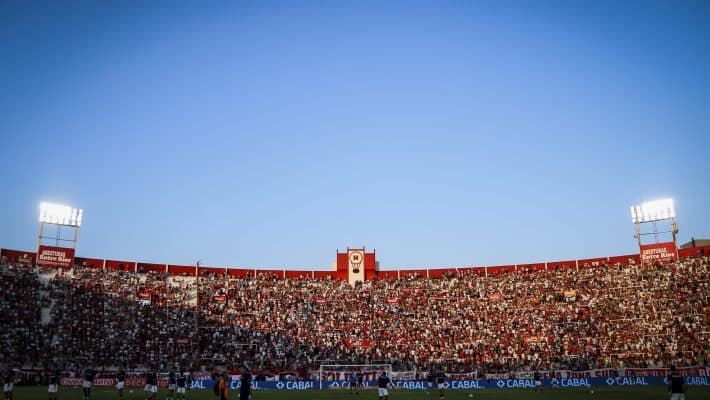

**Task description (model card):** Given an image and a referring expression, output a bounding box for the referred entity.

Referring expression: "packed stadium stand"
[1,247,708,381]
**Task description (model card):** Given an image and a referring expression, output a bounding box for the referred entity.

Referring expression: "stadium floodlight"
[39,201,83,227]
[630,198,675,224]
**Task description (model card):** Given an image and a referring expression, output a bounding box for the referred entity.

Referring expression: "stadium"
[2,2,709,400]
[1,200,708,400]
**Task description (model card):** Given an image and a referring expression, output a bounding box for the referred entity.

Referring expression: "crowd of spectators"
[0,262,43,368]
[1,255,707,378]
[41,268,197,372]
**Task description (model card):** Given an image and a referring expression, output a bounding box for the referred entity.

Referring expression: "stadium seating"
[0,255,706,378]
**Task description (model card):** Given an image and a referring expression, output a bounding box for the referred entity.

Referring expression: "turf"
[12,385,710,400]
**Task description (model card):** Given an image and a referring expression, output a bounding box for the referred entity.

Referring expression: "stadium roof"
[680,238,710,249]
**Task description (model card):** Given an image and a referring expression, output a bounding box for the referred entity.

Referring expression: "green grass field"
[12,386,710,400]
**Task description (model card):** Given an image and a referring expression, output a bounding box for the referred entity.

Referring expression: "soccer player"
[435,369,446,400]
[217,372,228,400]
[115,367,126,400]
[667,365,686,400]
[167,368,177,400]
[176,371,188,400]
[349,370,357,394]
[427,368,435,396]
[2,368,15,400]
[48,369,60,400]
[211,369,220,400]
[534,370,543,392]
[144,368,157,400]
[377,371,392,400]
[239,366,252,400]
[356,370,364,395]
[82,367,95,400]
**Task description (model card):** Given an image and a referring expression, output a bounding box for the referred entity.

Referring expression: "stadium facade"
[2,244,709,280]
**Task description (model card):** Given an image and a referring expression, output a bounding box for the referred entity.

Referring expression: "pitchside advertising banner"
[59,377,710,391]
[36,245,75,268]
[640,242,677,264]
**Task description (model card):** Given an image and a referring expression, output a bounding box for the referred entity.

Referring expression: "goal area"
[318,364,393,390]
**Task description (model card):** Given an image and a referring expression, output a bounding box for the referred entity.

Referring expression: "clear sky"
[1,1,708,269]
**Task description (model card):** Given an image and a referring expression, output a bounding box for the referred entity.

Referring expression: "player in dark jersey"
[426,368,436,396]
[82,368,95,400]
[3,369,15,400]
[167,369,177,400]
[211,370,220,399]
[116,367,126,400]
[667,365,686,400]
[355,370,364,395]
[435,369,446,400]
[534,371,543,392]
[349,370,357,394]
[239,366,252,400]
[144,369,157,400]
[210,367,219,400]
[176,371,189,400]
[48,369,60,400]
[377,371,392,400]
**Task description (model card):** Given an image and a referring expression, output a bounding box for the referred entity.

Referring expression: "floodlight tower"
[630,198,678,264]
[37,201,83,269]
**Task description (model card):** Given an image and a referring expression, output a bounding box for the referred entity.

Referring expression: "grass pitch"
[12,385,710,400]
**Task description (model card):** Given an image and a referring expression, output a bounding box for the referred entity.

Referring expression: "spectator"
[0,255,707,378]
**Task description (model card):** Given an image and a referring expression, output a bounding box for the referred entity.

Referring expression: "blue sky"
[1,1,708,269]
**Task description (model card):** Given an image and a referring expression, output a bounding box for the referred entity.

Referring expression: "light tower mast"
[630,198,678,265]
[37,201,83,270]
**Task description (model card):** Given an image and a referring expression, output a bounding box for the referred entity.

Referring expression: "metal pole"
[37,222,44,251]
[37,222,44,276]
[73,226,79,249]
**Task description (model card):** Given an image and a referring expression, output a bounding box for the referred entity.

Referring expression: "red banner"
[37,245,75,268]
[213,295,226,302]
[640,242,676,265]
[624,367,706,377]
[60,378,170,388]
[60,378,117,387]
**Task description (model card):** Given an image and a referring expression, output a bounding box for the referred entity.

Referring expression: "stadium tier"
[1,246,708,382]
